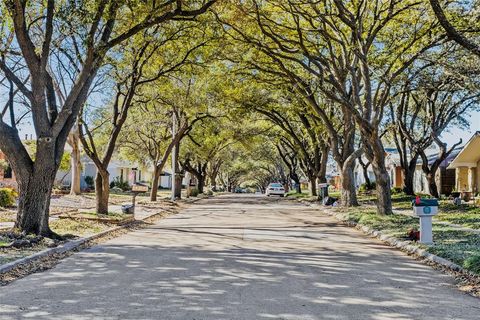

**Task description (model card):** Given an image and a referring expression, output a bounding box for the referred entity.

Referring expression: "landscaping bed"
[1,219,111,266]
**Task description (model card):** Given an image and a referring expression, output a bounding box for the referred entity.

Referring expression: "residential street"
[0,195,478,320]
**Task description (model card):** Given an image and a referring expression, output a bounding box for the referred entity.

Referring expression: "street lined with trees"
[1,0,480,314]
[0,0,479,235]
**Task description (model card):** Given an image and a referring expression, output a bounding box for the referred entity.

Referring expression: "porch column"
[456,167,469,191]
[468,167,476,192]
[476,163,480,194]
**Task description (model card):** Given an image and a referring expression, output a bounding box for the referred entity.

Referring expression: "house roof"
[421,145,464,167]
[448,131,480,169]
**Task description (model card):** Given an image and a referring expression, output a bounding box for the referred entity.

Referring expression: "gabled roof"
[448,131,480,169]
[422,145,464,167]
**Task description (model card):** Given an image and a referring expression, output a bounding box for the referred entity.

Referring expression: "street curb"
[0,208,172,275]
[299,199,478,280]
[0,225,123,274]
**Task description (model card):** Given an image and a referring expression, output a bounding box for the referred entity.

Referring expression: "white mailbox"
[412,198,439,244]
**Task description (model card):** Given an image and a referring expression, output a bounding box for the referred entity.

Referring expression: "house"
[353,148,402,189]
[351,145,459,196]
[56,157,179,190]
[448,131,480,196]
[413,146,462,196]
[2,140,177,191]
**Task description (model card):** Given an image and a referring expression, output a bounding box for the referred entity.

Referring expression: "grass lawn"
[436,212,480,230]
[358,191,480,231]
[50,218,110,237]
[335,207,480,275]
[342,208,419,238]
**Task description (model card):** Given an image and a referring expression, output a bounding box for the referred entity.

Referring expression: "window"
[270,183,283,188]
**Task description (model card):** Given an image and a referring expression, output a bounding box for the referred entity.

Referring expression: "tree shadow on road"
[0,227,476,320]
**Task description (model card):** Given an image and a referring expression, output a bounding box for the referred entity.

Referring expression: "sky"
[441,110,480,146]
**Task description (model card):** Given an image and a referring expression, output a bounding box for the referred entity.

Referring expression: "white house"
[55,158,175,190]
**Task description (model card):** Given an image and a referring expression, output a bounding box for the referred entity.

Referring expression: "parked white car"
[266,183,285,197]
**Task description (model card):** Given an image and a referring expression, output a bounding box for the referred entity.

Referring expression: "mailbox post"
[318,183,329,200]
[412,198,439,244]
[127,183,149,216]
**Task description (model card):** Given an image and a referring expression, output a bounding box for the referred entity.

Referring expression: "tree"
[252,105,329,196]
[80,26,208,213]
[180,118,234,193]
[226,65,355,202]
[277,140,302,194]
[119,91,211,201]
[218,0,443,214]
[0,1,216,234]
[218,136,287,193]
[429,0,480,57]
[390,49,480,197]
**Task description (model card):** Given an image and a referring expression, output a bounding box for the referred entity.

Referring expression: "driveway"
[0,194,478,320]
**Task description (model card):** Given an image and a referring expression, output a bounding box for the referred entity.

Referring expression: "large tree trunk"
[360,162,372,189]
[174,174,182,199]
[150,165,162,201]
[308,177,317,196]
[402,156,418,196]
[363,172,371,189]
[371,160,392,215]
[340,162,359,206]
[95,169,110,214]
[209,172,218,191]
[403,169,415,196]
[365,138,393,215]
[292,174,301,194]
[173,141,183,199]
[69,135,82,195]
[427,173,439,198]
[15,163,57,236]
[197,175,205,194]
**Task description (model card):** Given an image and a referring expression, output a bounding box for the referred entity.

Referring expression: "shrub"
[112,177,130,191]
[464,254,480,274]
[391,187,403,195]
[190,188,199,197]
[0,159,8,170]
[0,188,17,207]
[84,176,94,189]
[358,182,376,192]
[206,190,214,196]
[110,187,124,194]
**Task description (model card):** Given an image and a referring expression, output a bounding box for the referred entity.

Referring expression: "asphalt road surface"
[0,194,478,320]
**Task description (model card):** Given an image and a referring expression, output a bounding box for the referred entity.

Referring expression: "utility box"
[412,198,439,244]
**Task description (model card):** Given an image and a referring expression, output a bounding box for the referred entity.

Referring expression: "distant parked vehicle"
[266,183,285,197]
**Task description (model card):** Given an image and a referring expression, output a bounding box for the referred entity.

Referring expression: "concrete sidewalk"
[0,194,478,320]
